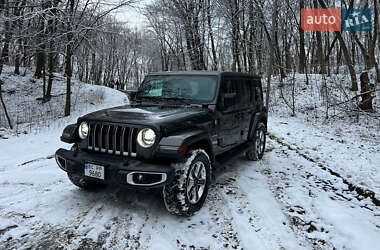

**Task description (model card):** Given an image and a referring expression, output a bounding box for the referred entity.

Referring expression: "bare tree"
[317,0,358,91]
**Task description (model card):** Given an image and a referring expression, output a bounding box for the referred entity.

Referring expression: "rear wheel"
[246,122,266,161]
[67,173,105,190]
[163,149,211,216]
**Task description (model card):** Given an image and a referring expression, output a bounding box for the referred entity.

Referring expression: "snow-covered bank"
[0,65,128,136]
[269,72,380,197]
[269,115,380,200]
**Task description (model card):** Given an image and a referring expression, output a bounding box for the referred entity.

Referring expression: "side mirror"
[223,93,236,109]
[128,91,137,100]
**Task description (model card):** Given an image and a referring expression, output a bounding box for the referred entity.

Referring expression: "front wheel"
[246,122,266,161]
[163,149,211,216]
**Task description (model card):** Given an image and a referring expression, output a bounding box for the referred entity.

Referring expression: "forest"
[0,0,379,123]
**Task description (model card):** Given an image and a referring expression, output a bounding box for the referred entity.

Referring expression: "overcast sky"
[114,0,151,28]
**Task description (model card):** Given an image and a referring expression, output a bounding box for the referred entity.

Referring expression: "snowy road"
[0,122,379,249]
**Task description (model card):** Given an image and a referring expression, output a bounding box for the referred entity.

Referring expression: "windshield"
[136,75,218,102]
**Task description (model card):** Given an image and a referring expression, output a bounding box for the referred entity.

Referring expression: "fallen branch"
[36,91,72,102]
[329,88,379,108]
[20,154,54,166]
[0,79,13,129]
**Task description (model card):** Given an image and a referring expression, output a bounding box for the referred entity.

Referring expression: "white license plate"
[84,163,105,180]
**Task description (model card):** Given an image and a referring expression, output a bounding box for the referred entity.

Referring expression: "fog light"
[137,174,144,182]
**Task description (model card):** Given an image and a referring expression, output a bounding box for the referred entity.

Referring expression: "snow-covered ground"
[0,68,379,249]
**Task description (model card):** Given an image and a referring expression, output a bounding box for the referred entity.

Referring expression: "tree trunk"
[299,0,306,73]
[336,34,358,90]
[274,31,286,80]
[0,1,11,76]
[231,0,241,72]
[359,71,373,111]
[336,45,342,74]
[42,65,46,99]
[34,48,46,78]
[371,0,379,82]
[207,0,217,70]
[316,31,326,74]
[266,0,278,110]
[13,0,26,75]
[64,44,72,117]
[317,0,358,90]
[14,38,22,75]
[325,35,338,76]
[46,43,54,100]
[0,80,13,129]
[284,31,292,73]
[248,0,255,74]
[64,0,75,117]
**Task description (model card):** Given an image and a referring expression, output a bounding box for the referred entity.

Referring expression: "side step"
[214,142,252,168]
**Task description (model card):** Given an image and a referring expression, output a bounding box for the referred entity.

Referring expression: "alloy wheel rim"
[186,161,207,204]
[256,130,265,155]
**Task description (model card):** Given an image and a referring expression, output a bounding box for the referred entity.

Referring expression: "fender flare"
[61,124,78,143]
[247,112,267,140]
[158,129,214,161]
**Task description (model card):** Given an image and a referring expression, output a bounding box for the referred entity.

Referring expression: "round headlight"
[137,128,156,148]
[78,122,89,139]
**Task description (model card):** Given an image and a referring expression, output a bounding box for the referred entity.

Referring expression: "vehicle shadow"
[65,155,255,219]
[213,155,250,181]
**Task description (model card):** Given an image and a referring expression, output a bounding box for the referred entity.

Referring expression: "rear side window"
[219,77,261,110]
[255,86,262,103]
[255,79,262,99]
[249,80,255,104]
[222,79,237,94]
[235,79,250,107]
[244,79,254,105]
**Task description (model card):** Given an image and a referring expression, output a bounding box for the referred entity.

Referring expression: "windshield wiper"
[136,96,162,103]
[163,97,206,108]
[162,97,192,105]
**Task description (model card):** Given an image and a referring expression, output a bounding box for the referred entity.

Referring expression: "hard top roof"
[147,71,260,79]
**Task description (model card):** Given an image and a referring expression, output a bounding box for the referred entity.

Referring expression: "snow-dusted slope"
[0,66,128,135]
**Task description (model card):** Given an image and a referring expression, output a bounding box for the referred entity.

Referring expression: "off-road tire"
[163,149,212,216]
[67,173,105,190]
[246,122,266,161]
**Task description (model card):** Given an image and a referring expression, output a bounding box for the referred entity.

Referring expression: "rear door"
[254,78,264,112]
[215,78,241,151]
[236,78,254,142]
[246,77,264,140]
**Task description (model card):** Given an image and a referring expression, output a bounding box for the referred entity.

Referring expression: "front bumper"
[55,148,175,188]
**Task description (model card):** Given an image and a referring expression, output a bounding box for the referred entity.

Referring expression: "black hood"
[79,104,213,135]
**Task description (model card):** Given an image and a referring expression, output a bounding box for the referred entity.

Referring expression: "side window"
[242,80,251,106]
[235,79,250,107]
[255,79,263,100]
[224,79,236,94]
[218,78,237,110]
[249,80,255,104]
[255,85,262,104]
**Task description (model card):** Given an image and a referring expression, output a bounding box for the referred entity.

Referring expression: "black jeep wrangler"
[55,71,267,216]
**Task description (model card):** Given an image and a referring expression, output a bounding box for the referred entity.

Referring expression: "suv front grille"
[87,122,138,157]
